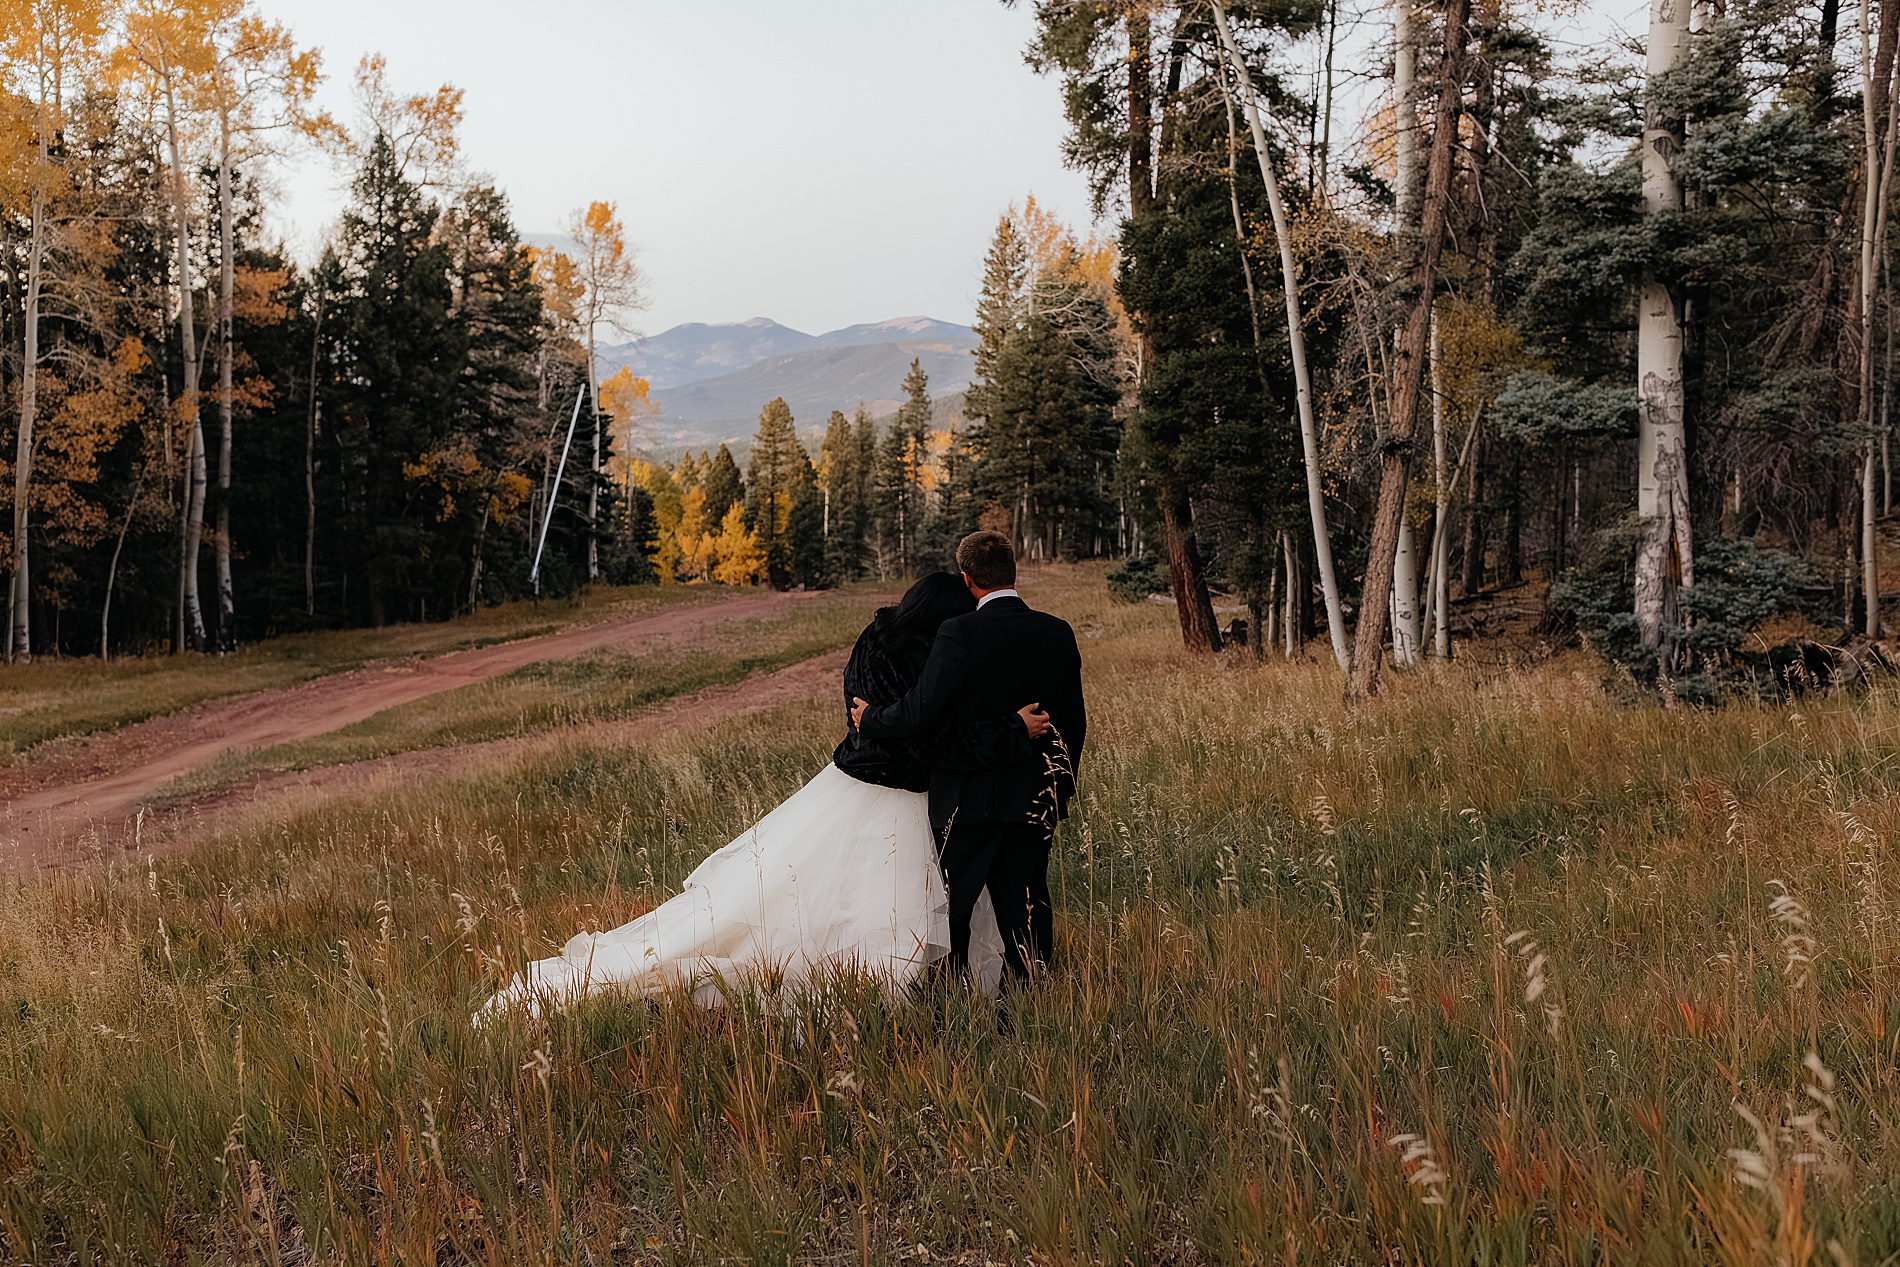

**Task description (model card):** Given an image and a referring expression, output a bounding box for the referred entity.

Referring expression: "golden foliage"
[709,503,764,586]
[1433,295,1541,427]
[350,51,462,184]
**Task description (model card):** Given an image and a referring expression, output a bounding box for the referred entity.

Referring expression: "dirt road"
[1,590,824,860]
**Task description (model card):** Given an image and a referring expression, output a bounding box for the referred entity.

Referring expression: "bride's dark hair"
[874,571,975,640]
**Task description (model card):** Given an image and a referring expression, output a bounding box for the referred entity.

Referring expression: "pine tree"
[968,278,1120,561]
[674,449,703,493]
[873,361,931,576]
[786,452,826,588]
[967,213,1027,429]
[331,133,464,625]
[819,409,862,581]
[747,397,808,587]
[702,444,744,524]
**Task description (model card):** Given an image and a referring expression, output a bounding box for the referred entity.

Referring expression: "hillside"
[593,316,978,448]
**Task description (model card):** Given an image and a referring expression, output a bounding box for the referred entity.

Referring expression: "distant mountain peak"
[595,315,974,392]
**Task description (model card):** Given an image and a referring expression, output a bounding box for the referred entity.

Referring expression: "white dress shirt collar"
[976,587,1019,609]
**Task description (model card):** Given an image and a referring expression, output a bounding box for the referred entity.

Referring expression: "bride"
[485,572,1045,1014]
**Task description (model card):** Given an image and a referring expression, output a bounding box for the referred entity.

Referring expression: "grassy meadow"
[0,566,1897,1263]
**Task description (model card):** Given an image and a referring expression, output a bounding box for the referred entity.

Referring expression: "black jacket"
[860,596,1086,833]
[833,621,1032,792]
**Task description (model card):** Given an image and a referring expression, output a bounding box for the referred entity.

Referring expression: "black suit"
[860,594,1086,982]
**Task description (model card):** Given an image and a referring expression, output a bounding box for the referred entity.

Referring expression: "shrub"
[1106,552,1168,604]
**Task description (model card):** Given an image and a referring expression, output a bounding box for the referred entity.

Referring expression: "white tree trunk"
[1283,531,1298,657]
[1210,0,1349,671]
[1392,515,1422,664]
[1393,0,1420,222]
[164,77,207,652]
[1382,0,1423,667]
[1633,0,1694,654]
[9,186,44,663]
[1856,0,1900,637]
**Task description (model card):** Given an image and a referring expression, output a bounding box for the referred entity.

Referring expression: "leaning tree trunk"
[1210,0,1350,670]
[1430,317,1452,657]
[1163,489,1223,652]
[215,125,236,651]
[9,182,45,663]
[1633,0,1695,660]
[1348,0,1470,699]
[163,76,207,653]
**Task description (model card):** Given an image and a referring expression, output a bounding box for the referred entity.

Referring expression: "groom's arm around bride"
[852,532,1086,985]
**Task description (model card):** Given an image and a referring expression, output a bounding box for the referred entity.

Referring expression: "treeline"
[995,0,1900,696]
[627,261,1124,595]
[13,0,1900,697]
[0,2,659,660]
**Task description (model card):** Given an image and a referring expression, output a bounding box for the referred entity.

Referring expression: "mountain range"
[593,316,977,450]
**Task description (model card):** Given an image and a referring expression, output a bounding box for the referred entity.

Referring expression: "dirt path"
[148,646,853,860]
[0,590,818,860]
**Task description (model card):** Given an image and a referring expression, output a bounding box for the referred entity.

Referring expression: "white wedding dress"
[486,763,1004,1015]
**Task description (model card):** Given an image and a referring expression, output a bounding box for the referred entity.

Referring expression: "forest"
[3,0,1895,700]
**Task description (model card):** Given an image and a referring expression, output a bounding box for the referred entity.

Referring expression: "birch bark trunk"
[1633,0,1695,658]
[1209,0,1350,669]
[1348,0,1470,698]
[1388,0,1424,668]
[9,179,44,662]
[1856,0,1900,636]
[163,75,207,652]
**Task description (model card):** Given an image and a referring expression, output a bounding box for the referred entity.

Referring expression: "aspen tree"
[563,201,647,581]
[2,0,110,661]
[200,1,321,648]
[1632,0,1694,659]
[1209,0,1350,670]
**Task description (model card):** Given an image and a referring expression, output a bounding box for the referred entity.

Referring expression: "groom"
[851,531,1087,985]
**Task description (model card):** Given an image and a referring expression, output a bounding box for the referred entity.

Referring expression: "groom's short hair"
[957,531,1016,589]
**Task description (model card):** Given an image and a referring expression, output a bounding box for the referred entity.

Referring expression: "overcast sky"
[253,0,1100,338]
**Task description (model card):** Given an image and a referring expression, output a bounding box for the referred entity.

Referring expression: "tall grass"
[0,567,1896,1263]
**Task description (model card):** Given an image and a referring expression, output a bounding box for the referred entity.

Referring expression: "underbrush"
[0,568,1896,1263]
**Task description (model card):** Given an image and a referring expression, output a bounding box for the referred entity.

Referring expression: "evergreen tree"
[786,453,827,588]
[873,361,932,576]
[921,421,980,569]
[819,408,864,582]
[967,275,1121,561]
[604,482,658,585]
[330,134,466,625]
[746,397,807,586]
[702,444,744,524]
[967,213,1028,426]
[675,449,703,492]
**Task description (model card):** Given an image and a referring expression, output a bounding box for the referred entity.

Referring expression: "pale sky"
[253,0,1101,337]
